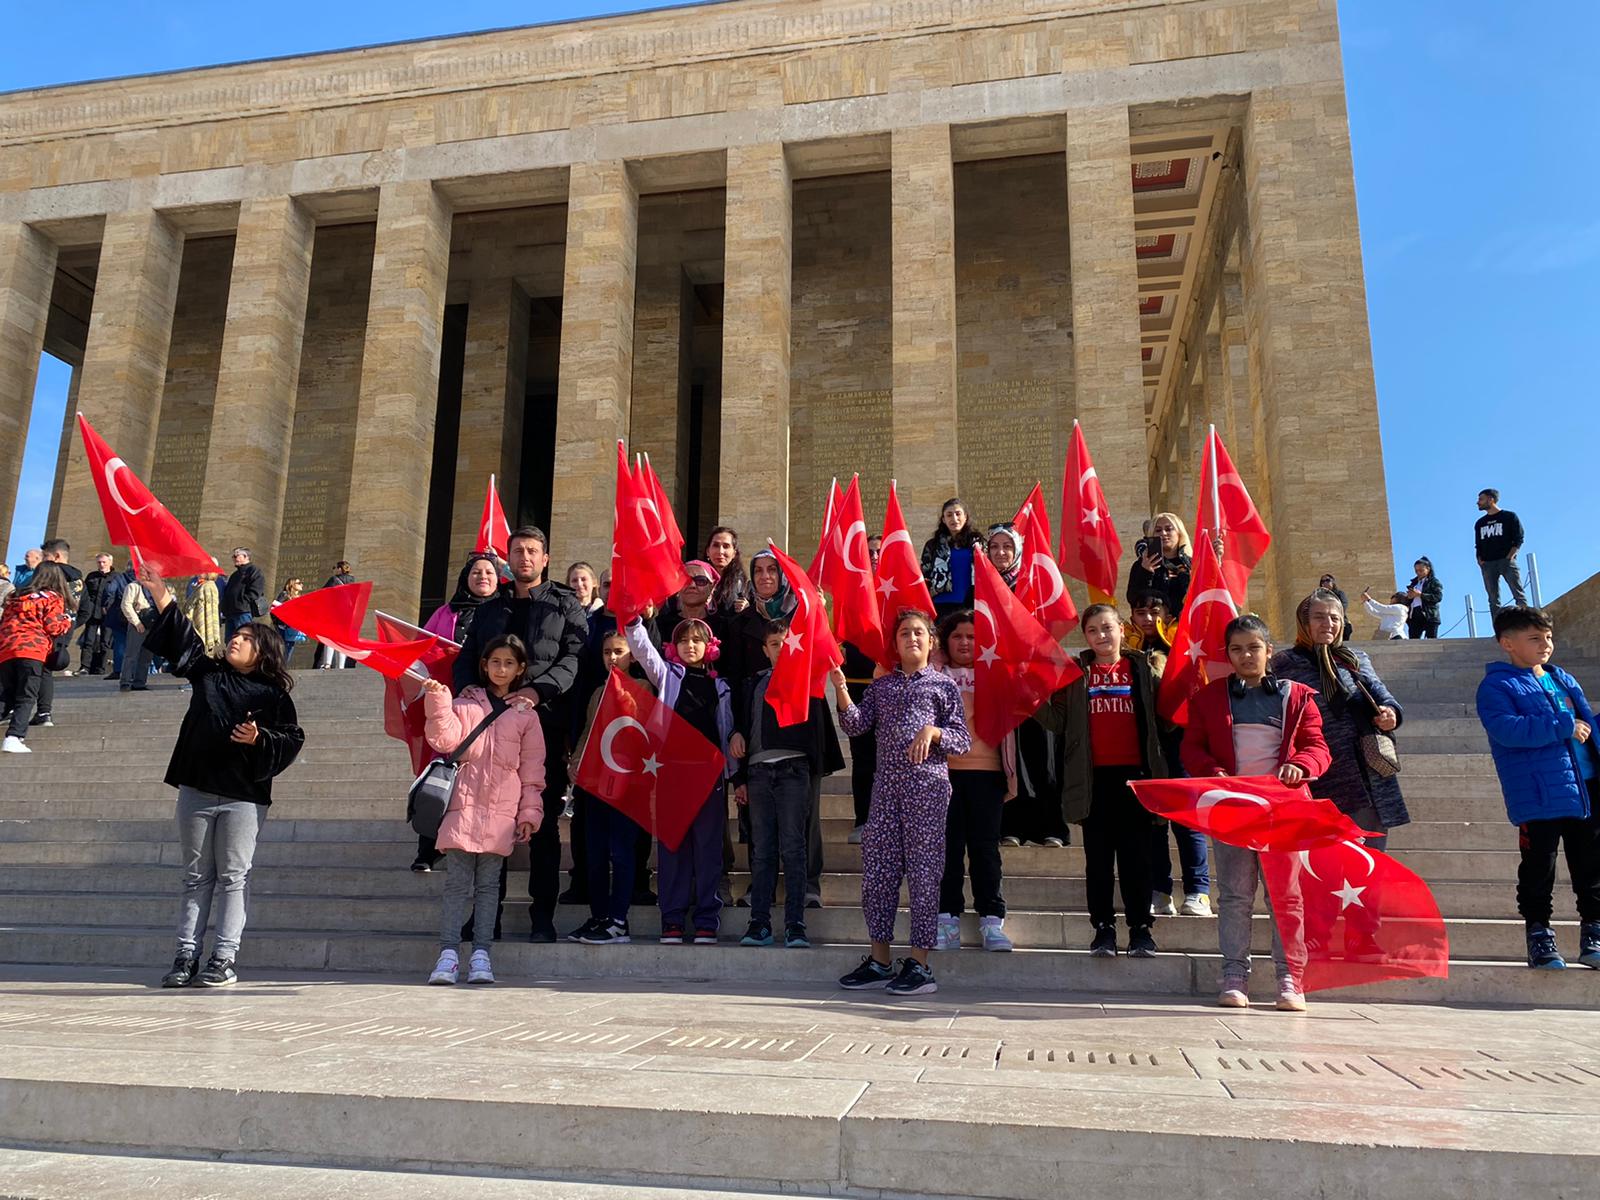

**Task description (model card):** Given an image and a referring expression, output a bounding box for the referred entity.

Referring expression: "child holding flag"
[625,615,735,945]
[1181,614,1330,1011]
[830,610,971,996]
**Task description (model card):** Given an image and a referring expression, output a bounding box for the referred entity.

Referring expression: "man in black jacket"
[453,525,589,942]
[78,553,116,676]
[221,548,267,635]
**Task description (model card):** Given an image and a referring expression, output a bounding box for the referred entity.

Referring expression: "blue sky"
[5,2,1596,631]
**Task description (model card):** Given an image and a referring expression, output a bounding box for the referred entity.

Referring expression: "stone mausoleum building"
[0,0,1391,628]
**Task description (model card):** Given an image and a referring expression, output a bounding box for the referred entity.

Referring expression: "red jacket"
[1179,675,1332,779]
[0,591,72,664]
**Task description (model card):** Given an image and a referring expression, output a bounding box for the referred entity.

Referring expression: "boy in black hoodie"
[732,620,845,948]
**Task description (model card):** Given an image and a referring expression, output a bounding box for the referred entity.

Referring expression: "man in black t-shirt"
[1474,489,1527,618]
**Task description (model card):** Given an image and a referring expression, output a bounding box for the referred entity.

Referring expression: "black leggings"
[939,769,1006,918]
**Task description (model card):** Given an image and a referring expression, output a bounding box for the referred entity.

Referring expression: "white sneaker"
[979,916,1013,952]
[467,948,495,984]
[1276,976,1307,1012]
[1180,892,1213,917]
[1217,975,1249,1008]
[1,736,30,754]
[427,949,459,985]
[1151,891,1176,917]
[935,914,961,951]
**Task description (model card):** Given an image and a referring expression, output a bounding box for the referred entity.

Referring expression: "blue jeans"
[109,625,127,674]
[584,788,642,924]
[1480,557,1527,617]
[1151,819,1211,895]
[174,786,267,961]
[748,758,812,930]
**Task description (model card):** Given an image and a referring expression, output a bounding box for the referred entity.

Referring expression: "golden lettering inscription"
[957,378,1058,526]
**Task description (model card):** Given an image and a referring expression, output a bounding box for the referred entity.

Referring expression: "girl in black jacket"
[136,563,304,991]
[1405,557,1444,640]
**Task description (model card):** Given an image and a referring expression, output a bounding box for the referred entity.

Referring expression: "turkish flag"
[474,474,511,559]
[1058,420,1122,600]
[1156,534,1238,726]
[77,414,220,579]
[814,476,885,666]
[875,480,936,668]
[1260,841,1450,993]
[1012,482,1078,638]
[806,477,845,585]
[609,441,690,626]
[972,549,1080,747]
[270,581,437,680]
[1128,775,1378,850]
[641,452,685,559]
[573,667,727,852]
[375,611,460,774]
[1129,774,1449,993]
[1195,427,1271,605]
[765,540,845,727]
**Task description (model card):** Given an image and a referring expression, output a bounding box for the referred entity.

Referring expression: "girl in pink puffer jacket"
[420,633,547,986]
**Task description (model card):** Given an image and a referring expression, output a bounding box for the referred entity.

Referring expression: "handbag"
[406,700,509,838]
[44,629,73,672]
[1353,679,1401,779]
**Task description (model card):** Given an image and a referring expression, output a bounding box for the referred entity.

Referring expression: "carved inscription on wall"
[791,387,892,551]
[957,378,1059,526]
[150,436,210,535]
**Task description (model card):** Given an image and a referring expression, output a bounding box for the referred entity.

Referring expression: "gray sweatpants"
[440,850,504,952]
[175,785,267,961]
[1212,839,1304,982]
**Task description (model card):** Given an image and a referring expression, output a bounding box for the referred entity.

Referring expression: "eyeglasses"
[688,576,713,586]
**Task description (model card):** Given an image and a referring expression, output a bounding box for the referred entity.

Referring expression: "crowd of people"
[3,482,1589,1003]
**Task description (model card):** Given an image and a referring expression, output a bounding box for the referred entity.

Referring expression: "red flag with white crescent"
[765,540,844,727]
[1058,420,1122,600]
[972,549,1080,747]
[815,476,885,666]
[1012,482,1078,638]
[609,441,690,626]
[1156,533,1238,726]
[375,611,460,775]
[270,581,437,680]
[641,452,685,558]
[77,413,220,579]
[1195,427,1271,605]
[1130,775,1449,993]
[806,477,845,585]
[574,667,727,852]
[475,474,511,559]
[875,480,936,669]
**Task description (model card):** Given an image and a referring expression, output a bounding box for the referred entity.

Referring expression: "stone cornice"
[0,0,1187,145]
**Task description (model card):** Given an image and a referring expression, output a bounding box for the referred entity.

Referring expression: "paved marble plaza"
[0,965,1596,1197]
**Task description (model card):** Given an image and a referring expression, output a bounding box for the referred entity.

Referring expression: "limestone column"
[449,277,531,558]
[551,160,638,572]
[890,125,958,521]
[1241,82,1393,630]
[0,223,57,545]
[198,197,315,590]
[342,180,453,621]
[1217,268,1256,489]
[53,209,183,558]
[721,142,792,546]
[1066,104,1148,580]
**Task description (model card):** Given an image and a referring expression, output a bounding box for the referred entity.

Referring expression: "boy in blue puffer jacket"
[1476,606,1600,970]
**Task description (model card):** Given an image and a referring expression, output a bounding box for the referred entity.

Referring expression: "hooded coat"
[423,684,547,857]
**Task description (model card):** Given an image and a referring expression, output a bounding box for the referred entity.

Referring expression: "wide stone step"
[0,924,1596,1010]
[0,891,1557,961]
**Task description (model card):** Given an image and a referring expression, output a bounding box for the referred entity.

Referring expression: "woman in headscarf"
[422,553,502,646]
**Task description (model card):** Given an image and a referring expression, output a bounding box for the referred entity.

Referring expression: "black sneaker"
[1581,922,1600,969]
[785,925,810,949]
[566,917,603,943]
[410,856,436,873]
[29,712,52,728]
[1089,925,1118,957]
[557,886,588,906]
[631,888,658,907]
[886,957,937,996]
[578,919,630,945]
[838,954,895,989]
[160,955,198,988]
[1127,926,1158,958]
[1527,924,1567,969]
[195,957,236,988]
[740,922,774,947]
[527,923,558,944]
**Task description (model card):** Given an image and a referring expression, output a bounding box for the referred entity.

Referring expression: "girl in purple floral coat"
[829,610,971,995]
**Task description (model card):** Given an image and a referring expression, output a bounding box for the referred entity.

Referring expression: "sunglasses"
[688,576,713,586]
